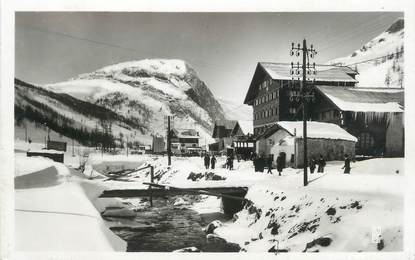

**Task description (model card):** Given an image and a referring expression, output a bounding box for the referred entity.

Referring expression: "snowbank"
[14,155,127,251]
[213,158,404,252]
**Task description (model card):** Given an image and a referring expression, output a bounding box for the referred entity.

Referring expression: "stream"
[104,195,241,252]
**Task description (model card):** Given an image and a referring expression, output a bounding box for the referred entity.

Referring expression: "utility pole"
[290,39,317,186]
[25,124,28,143]
[72,138,75,157]
[126,135,129,157]
[167,116,172,166]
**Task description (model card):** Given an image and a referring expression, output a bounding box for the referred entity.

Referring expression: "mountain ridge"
[15,59,227,147]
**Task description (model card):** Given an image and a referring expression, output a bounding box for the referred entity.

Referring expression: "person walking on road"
[276,153,284,176]
[342,154,351,174]
[267,155,273,174]
[204,154,210,170]
[211,155,217,170]
[317,154,326,173]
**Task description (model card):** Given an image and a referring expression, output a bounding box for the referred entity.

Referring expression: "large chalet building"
[244,62,404,157]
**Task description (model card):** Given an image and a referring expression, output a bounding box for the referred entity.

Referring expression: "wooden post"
[149,166,154,207]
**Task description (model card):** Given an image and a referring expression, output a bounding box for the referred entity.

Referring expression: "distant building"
[256,121,357,168]
[210,120,244,152]
[152,135,165,153]
[170,128,200,155]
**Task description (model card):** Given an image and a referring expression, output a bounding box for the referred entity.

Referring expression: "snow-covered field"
[14,141,404,252]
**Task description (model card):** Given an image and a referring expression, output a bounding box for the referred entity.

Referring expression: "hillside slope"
[16,59,227,146]
[329,18,404,88]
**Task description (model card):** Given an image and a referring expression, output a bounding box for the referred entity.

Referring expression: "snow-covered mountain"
[15,59,227,146]
[329,18,404,88]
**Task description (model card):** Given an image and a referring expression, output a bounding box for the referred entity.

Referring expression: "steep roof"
[244,62,358,105]
[259,121,357,142]
[315,85,404,113]
[212,119,243,138]
[260,62,358,82]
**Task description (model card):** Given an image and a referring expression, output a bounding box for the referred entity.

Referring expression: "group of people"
[203,154,217,170]
[308,155,326,173]
[252,153,284,176]
[203,151,352,174]
[203,153,234,170]
[309,154,351,174]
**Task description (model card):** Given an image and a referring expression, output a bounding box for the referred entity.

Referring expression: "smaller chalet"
[170,128,200,155]
[256,121,357,168]
[210,120,243,152]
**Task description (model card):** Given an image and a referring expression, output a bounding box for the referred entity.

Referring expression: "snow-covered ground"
[83,153,403,252]
[14,140,404,252]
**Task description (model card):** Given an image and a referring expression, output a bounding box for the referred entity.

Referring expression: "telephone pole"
[126,135,129,157]
[290,39,317,186]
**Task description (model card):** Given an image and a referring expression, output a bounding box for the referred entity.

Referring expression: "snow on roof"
[238,120,253,135]
[316,85,404,113]
[276,121,358,142]
[260,63,358,82]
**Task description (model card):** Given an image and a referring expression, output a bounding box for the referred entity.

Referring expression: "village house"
[256,121,357,168]
[244,62,404,157]
[209,120,244,152]
[170,128,200,155]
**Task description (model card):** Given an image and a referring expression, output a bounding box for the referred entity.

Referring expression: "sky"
[15,12,402,103]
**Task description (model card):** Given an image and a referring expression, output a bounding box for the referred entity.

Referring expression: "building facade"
[170,128,200,155]
[244,62,358,136]
[244,62,404,157]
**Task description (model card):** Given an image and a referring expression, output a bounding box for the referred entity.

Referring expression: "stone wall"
[295,138,356,168]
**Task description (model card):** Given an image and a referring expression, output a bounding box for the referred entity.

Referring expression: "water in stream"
[105,195,241,252]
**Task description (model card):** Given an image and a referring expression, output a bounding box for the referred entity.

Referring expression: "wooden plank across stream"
[99,186,248,199]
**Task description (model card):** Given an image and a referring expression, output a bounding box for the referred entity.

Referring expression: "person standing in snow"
[309,157,316,174]
[342,154,351,174]
[258,154,265,173]
[253,155,258,172]
[266,155,273,174]
[317,154,326,173]
[204,154,210,170]
[276,153,284,176]
[211,155,217,170]
[229,154,234,170]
